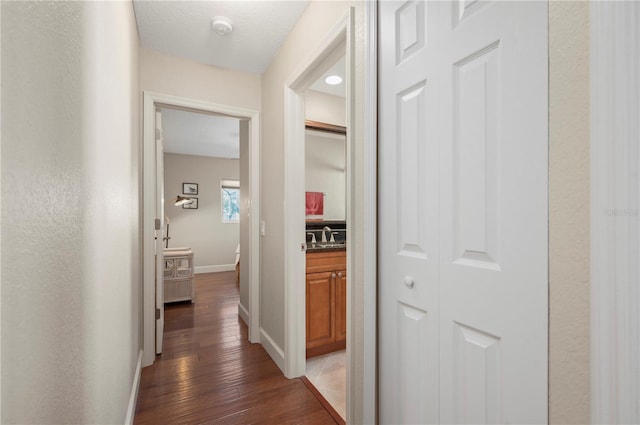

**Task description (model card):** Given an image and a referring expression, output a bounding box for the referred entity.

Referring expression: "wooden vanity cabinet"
[306,250,346,358]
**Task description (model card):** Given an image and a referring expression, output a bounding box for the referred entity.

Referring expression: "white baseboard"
[124,349,143,425]
[238,302,250,327]
[194,264,235,274]
[260,328,285,373]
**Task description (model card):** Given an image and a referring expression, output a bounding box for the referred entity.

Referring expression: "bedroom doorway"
[142,92,261,367]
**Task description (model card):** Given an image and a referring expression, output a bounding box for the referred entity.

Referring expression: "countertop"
[306,243,346,253]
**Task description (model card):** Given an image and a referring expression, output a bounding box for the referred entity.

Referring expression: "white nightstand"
[163,248,194,303]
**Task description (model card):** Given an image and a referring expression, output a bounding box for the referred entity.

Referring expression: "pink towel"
[305,192,324,216]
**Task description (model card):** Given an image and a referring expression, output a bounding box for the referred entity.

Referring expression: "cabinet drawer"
[306,250,346,274]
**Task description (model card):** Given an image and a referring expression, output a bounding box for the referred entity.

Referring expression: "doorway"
[282,7,354,423]
[142,92,261,367]
[159,107,242,274]
[304,120,348,421]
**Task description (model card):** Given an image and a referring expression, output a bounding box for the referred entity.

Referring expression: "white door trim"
[142,91,261,367]
[282,84,307,378]
[363,1,378,424]
[590,3,640,423]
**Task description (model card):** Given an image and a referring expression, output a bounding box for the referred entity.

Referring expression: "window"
[221,179,240,223]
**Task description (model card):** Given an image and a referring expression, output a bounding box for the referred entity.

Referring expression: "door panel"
[379,1,440,423]
[379,1,548,423]
[453,323,502,424]
[451,41,501,270]
[396,303,430,424]
[438,3,548,422]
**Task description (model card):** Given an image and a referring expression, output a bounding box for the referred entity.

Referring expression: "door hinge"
[155,128,161,141]
[155,218,161,230]
[156,308,161,320]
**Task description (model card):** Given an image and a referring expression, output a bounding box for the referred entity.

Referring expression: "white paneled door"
[155,108,165,354]
[378,1,548,424]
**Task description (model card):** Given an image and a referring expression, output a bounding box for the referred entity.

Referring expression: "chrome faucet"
[306,232,317,244]
[321,226,332,243]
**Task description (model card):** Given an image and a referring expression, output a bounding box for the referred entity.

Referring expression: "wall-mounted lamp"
[174,195,194,206]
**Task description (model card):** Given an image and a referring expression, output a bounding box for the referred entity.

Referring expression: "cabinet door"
[306,271,335,348]
[335,269,347,342]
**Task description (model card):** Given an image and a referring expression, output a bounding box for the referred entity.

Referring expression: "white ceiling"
[133,0,309,74]
[160,108,240,159]
[136,1,344,158]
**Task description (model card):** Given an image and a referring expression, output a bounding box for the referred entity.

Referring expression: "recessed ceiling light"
[325,75,343,85]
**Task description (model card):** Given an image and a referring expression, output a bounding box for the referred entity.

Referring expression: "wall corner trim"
[260,328,285,372]
[238,302,250,328]
[124,349,143,425]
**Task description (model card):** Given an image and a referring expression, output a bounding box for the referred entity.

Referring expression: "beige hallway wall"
[164,153,240,271]
[549,2,591,423]
[140,48,261,112]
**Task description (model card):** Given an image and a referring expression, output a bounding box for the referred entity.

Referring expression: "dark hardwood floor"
[135,271,338,425]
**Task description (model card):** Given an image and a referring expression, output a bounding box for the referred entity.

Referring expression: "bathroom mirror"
[305,121,346,221]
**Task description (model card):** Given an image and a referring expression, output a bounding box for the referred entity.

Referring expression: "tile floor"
[305,350,346,421]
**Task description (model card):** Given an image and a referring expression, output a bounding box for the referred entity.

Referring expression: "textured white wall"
[549,2,591,423]
[1,1,140,423]
[164,153,239,270]
[260,1,366,421]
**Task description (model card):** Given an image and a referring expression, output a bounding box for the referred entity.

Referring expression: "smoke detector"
[211,17,233,36]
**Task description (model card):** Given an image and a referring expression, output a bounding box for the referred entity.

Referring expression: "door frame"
[590,2,640,422]
[142,91,261,367]
[363,2,377,423]
[154,109,165,355]
[282,5,353,379]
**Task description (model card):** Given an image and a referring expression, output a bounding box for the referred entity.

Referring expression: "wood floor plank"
[135,271,337,425]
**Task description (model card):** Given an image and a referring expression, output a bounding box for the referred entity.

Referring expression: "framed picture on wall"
[183,182,198,195]
[182,197,198,209]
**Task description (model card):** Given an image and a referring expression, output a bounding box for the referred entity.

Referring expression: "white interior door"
[155,108,165,354]
[379,2,548,424]
[378,1,442,422]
